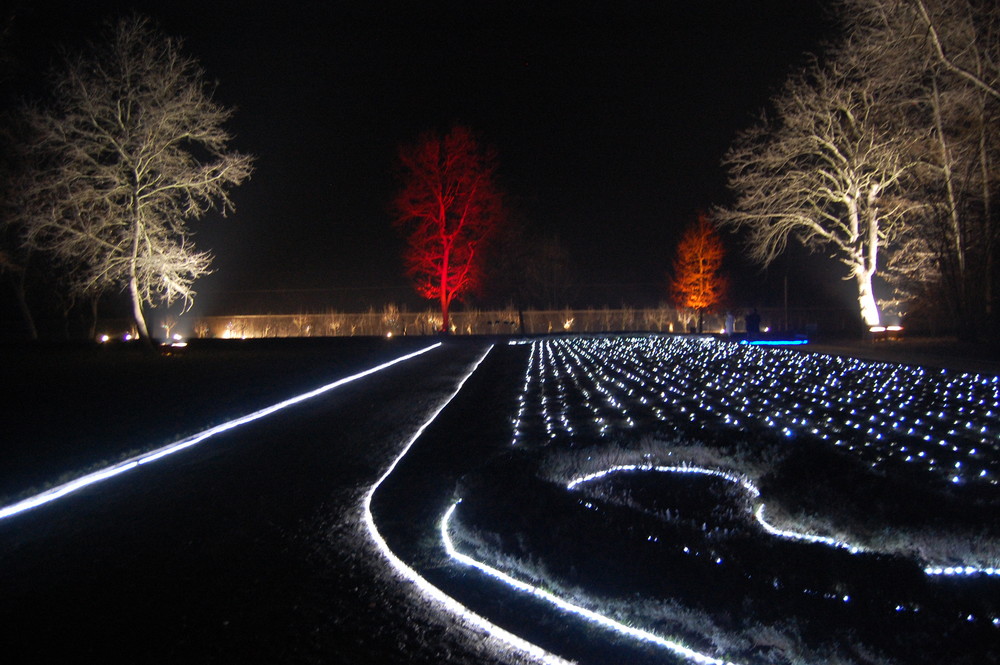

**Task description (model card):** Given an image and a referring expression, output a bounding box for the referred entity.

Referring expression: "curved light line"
[569,464,865,555]
[567,463,760,498]
[446,463,998,661]
[441,501,741,665]
[0,342,442,522]
[570,465,1000,576]
[361,344,572,665]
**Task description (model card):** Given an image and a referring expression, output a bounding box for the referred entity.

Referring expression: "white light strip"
[924,565,1000,577]
[0,342,443,522]
[571,465,1000,575]
[441,501,740,665]
[568,464,864,554]
[754,504,863,554]
[567,463,760,497]
[361,345,572,665]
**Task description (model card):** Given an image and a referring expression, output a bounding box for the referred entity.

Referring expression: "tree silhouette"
[393,126,503,332]
[670,214,727,333]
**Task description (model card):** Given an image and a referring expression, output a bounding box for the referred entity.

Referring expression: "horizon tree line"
[4,2,997,342]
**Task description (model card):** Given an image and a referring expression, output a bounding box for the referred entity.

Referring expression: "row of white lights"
[443,464,883,665]
[513,336,999,486]
[484,336,1000,653]
[0,342,443,522]
[521,336,999,572]
[2,340,575,665]
[431,337,1000,665]
[447,458,1000,665]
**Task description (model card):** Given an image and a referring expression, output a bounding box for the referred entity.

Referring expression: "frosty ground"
[0,338,538,664]
[0,335,997,664]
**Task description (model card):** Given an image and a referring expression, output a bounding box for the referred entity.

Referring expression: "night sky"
[6,1,843,316]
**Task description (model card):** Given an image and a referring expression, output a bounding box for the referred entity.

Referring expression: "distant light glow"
[0,342,443,522]
[739,339,808,346]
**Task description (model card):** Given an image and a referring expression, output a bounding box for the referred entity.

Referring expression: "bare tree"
[19,16,253,344]
[913,0,1000,102]
[393,126,504,333]
[719,63,917,327]
[838,0,1000,335]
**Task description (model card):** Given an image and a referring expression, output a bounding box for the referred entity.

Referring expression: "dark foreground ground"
[0,334,997,665]
[0,337,541,664]
[802,334,1000,376]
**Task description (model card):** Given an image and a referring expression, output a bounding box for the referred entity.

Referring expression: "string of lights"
[447,335,999,660]
[362,344,574,665]
[441,500,741,665]
[512,336,999,486]
[0,342,443,522]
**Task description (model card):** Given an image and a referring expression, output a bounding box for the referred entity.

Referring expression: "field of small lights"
[437,335,1000,665]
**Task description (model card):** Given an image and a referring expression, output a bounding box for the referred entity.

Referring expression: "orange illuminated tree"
[670,214,728,333]
[393,126,503,332]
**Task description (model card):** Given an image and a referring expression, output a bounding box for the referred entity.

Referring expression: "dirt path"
[0,340,539,664]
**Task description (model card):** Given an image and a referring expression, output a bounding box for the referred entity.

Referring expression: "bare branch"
[16,15,253,342]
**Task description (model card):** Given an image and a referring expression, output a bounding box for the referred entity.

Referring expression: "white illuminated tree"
[719,63,916,327]
[836,0,1000,333]
[20,16,253,344]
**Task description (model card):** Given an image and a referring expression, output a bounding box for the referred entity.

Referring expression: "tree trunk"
[87,296,98,341]
[932,78,969,325]
[855,268,881,328]
[439,241,451,333]
[977,90,996,337]
[9,272,38,340]
[129,273,153,348]
[440,295,450,333]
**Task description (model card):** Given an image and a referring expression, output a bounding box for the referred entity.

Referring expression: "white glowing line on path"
[924,565,1000,577]
[569,464,865,554]
[0,343,442,522]
[572,465,1000,576]
[442,501,740,665]
[361,345,572,665]
[754,504,863,554]
[567,463,760,497]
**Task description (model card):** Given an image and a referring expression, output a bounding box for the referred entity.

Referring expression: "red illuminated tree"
[393,126,503,332]
[670,214,727,333]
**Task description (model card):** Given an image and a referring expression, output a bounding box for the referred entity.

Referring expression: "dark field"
[1,335,998,665]
[0,337,433,503]
[0,337,538,665]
